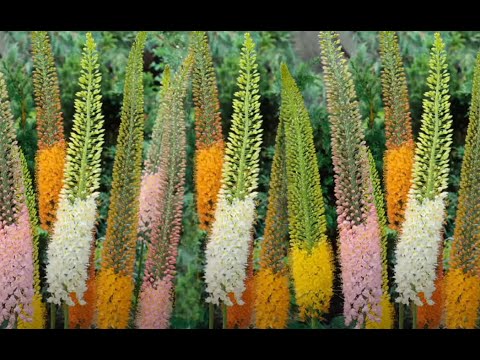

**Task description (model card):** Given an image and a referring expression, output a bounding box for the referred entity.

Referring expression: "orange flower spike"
[96,268,134,329]
[96,33,147,328]
[255,268,290,329]
[191,32,225,231]
[379,32,414,230]
[36,142,66,232]
[384,142,415,230]
[31,31,66,232]
[254,96,290,329]
[195,142,224,231]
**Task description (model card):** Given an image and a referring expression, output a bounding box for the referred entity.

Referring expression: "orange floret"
[195,141,224,231]
[417,247,444,329]
[254,268,290,329]
[444,268,480,329]
[70,249,97,329]
[384,141,414,230]
[96,268,134,329]
[36,142,66,232]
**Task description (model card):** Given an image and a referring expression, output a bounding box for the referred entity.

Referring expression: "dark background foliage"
[0,31,474,328]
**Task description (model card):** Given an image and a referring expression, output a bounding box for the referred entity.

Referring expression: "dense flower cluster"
[96,268,134,328]
[255,268,290,329]
[136,278,172,329]
[205,193,256,305]
[394,194,446,305]
[227,252,255,329]
[69,246,97,329]
[417,248,444,329]
[444,269,480,328]
[0,207,35,328]
[195,143,224,230]
[338,204,384,327]
[46,194,97,305]
[36,143,66,232]
[291,242,334,319]
[384,143,414,229]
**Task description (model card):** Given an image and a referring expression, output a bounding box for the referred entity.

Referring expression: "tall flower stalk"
[394,33,452,327]
[96,32,147,329]
[192,31,224,232]
[0,72,35,328]
[282,64,334,324]
[254,95,290,329]
[31,31,66,233]
[45,33,104,329]
[444,52,480,329]
[365,150,394,329]
[131,65,170,320]
[136,52,194,329]
[17,150,46,329]
[379,31,415,231]
[319,31,383,328]
[204,33,263,326]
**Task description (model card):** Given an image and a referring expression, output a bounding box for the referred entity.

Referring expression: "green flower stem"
[63,302,69,329]
[209,303,214,329]
[222,303,227,329]
[399,303,404,329]
[411,302,417,329]
[50,303,56,329]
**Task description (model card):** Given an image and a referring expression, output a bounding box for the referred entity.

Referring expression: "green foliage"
[281,63,327,250]
[222,33,263,201]
[411,33,453,201]
[64,33,105,201]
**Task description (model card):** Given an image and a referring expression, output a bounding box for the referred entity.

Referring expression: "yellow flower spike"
[366,294,394,329]
[291,242,334,319]
[18,294,46,329]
